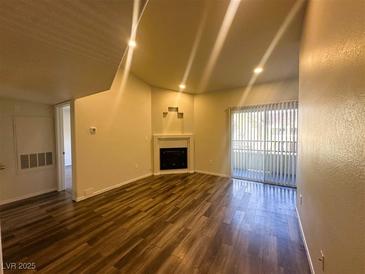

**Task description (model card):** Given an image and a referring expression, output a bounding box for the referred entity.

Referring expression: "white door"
[0,115,13,271]
[0,114,10,273]
[55,103,73,194]
[0,115,13,202]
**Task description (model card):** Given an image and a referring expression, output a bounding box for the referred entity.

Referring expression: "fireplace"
[160,147,187,170]
[153,134,194,175]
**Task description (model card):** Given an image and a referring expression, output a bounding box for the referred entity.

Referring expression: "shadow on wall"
[151,88,194,134]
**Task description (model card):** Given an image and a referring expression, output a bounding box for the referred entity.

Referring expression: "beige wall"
[73,72,152,199]
[151,88,194,134]
[73,77,296,197]
[0,98,57,204]
[0,226,2,274]
[298,0,365,273]
[194,79,298,176]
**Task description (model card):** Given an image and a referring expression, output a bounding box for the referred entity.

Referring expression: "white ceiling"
[0,0,134,104]
[0,0,306,104]
[132,0,306,93]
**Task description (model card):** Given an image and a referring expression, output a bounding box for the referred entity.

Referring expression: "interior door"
[0,115,14,201]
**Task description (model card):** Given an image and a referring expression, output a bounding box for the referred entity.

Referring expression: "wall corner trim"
[296,207,315,274]
[75,173,153,202]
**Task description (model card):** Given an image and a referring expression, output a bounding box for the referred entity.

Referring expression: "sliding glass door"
[231,101,298,187]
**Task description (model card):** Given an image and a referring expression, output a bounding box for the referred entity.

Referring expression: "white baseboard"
[75,173,152,202]
[195,170,230,178]
[296,207,315,274]
[0,188,58,206]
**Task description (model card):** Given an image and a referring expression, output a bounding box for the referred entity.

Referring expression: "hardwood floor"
[0,173,310,273]
[64,165,73,194]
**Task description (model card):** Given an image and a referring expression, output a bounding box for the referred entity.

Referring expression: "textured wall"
[298,0,365,273]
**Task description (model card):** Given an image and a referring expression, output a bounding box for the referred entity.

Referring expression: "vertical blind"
[231,101,298,187]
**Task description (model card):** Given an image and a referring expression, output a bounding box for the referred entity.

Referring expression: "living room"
[0,0,364,273]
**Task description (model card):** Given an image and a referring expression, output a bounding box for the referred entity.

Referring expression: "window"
[231,101,298,187]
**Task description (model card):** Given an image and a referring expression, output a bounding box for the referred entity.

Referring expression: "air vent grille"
[38,153,46,166]
[29,154,37,168]
[19,152,53,170]
[20,154,29,169]
[46,152,53,165]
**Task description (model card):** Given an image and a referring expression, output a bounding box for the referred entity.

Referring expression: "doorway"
[230,101,298,187]
[55,103,74,196]
[0,115,11,202]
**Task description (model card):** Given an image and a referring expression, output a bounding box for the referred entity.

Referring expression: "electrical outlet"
[318,250,325,272]
[135,163,139,169]
[209,159,213,164]
[299,194,303,205]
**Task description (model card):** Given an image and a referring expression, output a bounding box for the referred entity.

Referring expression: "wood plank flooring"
[0,173,310,273]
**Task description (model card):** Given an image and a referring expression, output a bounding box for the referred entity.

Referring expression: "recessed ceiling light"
[254,67,263,74]
[179,84,186,90]
[128,40,137,48]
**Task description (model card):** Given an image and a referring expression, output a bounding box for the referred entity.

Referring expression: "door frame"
[227,108,233,177]
[55,101,75,200]
[229,102,298,187]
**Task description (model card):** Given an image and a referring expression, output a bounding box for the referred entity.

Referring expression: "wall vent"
[38,153,46,166]
[19,152,53,170]
[46,152,53,165]
[20,154,29,169]
[29,154,37,168]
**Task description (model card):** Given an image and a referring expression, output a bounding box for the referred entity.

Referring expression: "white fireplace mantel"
[153,133,194,175]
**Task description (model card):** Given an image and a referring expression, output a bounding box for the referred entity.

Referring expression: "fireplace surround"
[153,134,194,175]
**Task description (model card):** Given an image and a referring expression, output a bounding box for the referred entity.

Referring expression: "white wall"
[62,106,72,166]
[73,72,152,200]
[298,0,365,273]
[151,88,194,134]
[0,226,3,274]
[0,78,298,205]
[194,79,299,176]
[0,98,57,204]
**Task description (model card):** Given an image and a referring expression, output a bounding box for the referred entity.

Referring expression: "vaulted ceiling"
[0,0,306,104]
[133,0,305,93]
[0,0,134,103]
